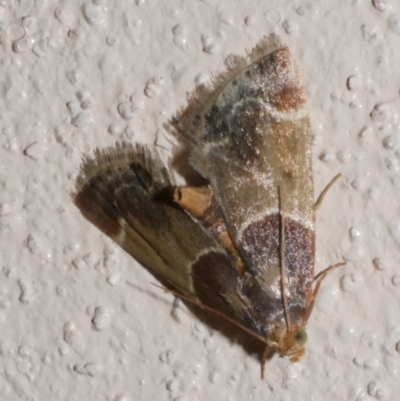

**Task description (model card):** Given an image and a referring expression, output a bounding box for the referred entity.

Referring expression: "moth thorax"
[267,326,307,362]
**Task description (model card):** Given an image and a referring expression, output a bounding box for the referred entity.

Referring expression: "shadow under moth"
[72,34,344,378]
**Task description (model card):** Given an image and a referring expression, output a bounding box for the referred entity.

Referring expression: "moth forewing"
[173,34,315,356]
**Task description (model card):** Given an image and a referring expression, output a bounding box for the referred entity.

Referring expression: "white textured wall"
[1,1,399,400]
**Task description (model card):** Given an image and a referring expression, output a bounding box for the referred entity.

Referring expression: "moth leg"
[313,261,346,283]
[261,346,275,379]
[303,262,346,322]
[313,261,346,298]
[314,173,342,212]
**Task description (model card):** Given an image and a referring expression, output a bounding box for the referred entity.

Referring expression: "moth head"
[267,326,307,362]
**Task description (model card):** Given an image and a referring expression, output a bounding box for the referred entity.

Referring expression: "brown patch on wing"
[74,179,122,238]
[73,143,230,298]
[265,48,307,112]
[240,213,314,326]
[191,250,289,338]
[191,251,244,319]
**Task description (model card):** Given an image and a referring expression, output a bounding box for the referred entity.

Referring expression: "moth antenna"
[150,283,270,345]
[303,261,346,322]
[278,186,291,332]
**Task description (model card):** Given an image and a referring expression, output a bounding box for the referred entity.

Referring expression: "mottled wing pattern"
[174,35,315,332]
[74,35,318,364]
[73,143,279,338]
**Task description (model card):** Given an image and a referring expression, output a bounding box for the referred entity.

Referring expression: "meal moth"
[72,34,343,377]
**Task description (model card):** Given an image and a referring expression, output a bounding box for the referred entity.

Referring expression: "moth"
[72,34,343,377]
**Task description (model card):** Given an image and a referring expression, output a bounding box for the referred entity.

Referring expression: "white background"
[0,1,399,400]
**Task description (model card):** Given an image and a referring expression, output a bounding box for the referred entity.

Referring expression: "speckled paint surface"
[0,1,399,400]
